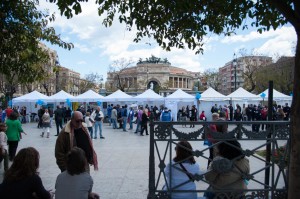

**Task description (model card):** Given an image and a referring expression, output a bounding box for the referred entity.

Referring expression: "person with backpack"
[160,107,172,122]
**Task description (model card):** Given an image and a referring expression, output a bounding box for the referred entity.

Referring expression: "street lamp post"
[233,53,237,91]
[146,66,149,89]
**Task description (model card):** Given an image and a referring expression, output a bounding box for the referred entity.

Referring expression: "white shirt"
[0,131,8,152]
[85,116,94,127]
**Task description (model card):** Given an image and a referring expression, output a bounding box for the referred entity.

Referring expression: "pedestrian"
[121,105,128,132]
[37,106,44,129]
[0,123,9,171]
[55,147,99,199]
[234,108,243,121]
[54,106,64,136]
[228,103,233,121]
[5,112,26,161]
[283,103,291,121]
[190,105,197,128]
[134,106,143,134]
[48,107,53,127]
[40,109,51,138]
[55,111,98,173]
[128,107,134,130]
[0,147,54,199]
[91,106,105,139]
[111,106,118,129]
[140,109,149,136]
[65,107,72,122]
[107,104,112,126]
[85,112,95,139]
[160,107,171,122]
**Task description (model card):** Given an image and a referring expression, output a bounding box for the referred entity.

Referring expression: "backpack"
[161,111,171,121]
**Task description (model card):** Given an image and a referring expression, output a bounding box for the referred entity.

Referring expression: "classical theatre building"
[106,57,200,95]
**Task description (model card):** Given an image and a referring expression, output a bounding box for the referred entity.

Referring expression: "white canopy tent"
[45,90,75,103]
[12,90,50,116]
[227,87,261,102]
[200,87,229,101]
[133,89,164,101]
[12,90,49,103]
[102,89,133,103]
[131,89,165,108]
[257,89,292,106]
[199,87,229,121]
[71,89,104,102]
[165,89,196,121]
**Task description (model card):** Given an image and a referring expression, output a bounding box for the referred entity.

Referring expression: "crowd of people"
[0,101,291,198]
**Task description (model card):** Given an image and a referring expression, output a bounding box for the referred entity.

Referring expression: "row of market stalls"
[12,87,292,121]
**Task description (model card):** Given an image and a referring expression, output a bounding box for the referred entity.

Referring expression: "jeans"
[111,118,117,129]
[94,121,103,138]
[135,119,141,133]
[88,127,94,138]
[122,117,127,131]
[55,120,63,135]
[129,118,133,129]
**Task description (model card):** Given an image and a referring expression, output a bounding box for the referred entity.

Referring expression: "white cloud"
[74,42,92,53]
[221,26,296,44]
[77,61,87,65]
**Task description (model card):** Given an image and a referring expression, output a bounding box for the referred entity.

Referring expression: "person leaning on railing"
[204,140,250,199]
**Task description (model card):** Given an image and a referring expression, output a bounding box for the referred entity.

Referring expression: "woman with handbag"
[163,141,200,199]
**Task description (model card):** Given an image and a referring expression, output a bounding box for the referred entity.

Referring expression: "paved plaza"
[0,121,287,198]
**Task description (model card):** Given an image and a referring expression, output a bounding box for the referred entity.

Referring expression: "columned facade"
[106,56,198,94]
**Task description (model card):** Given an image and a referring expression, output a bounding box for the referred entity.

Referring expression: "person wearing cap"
[160,107,171,122]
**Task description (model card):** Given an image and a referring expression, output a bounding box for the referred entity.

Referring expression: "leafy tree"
[0,0,73,104]
[255,57,294,94]
[49,0,300,197]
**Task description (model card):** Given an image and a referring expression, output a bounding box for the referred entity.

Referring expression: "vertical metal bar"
[148,113,155,199]
[265,81,273,196]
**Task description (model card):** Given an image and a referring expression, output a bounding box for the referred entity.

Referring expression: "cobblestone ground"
[0,122,287,199]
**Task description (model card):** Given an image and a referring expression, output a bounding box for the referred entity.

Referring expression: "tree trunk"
[288,30,300,199]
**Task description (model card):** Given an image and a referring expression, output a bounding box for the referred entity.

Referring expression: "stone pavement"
[0,122,286,199]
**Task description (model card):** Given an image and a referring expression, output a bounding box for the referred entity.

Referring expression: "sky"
[39,1,297,81]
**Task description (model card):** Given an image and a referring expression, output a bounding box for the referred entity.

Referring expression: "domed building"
[105,56,201,95]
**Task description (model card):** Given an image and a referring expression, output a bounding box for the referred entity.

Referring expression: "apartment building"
[219,56,273,95]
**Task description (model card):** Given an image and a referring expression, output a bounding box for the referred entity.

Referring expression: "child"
[0,123,8,171]
[85,112,95,139]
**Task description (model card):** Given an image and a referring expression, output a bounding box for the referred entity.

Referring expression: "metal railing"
[148,120,290,199]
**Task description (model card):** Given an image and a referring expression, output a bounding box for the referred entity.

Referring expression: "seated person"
[163,141,200,199]
[55,147,99,199]
[199,111,207,121]
[204,140,250,199]
[0,147,53,199]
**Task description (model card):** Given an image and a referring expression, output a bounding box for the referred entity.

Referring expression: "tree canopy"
[0,0,73,101]
[49,0,295,54]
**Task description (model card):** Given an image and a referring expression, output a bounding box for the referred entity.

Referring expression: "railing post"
[148,113,155,199]
[265,81,273,196]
